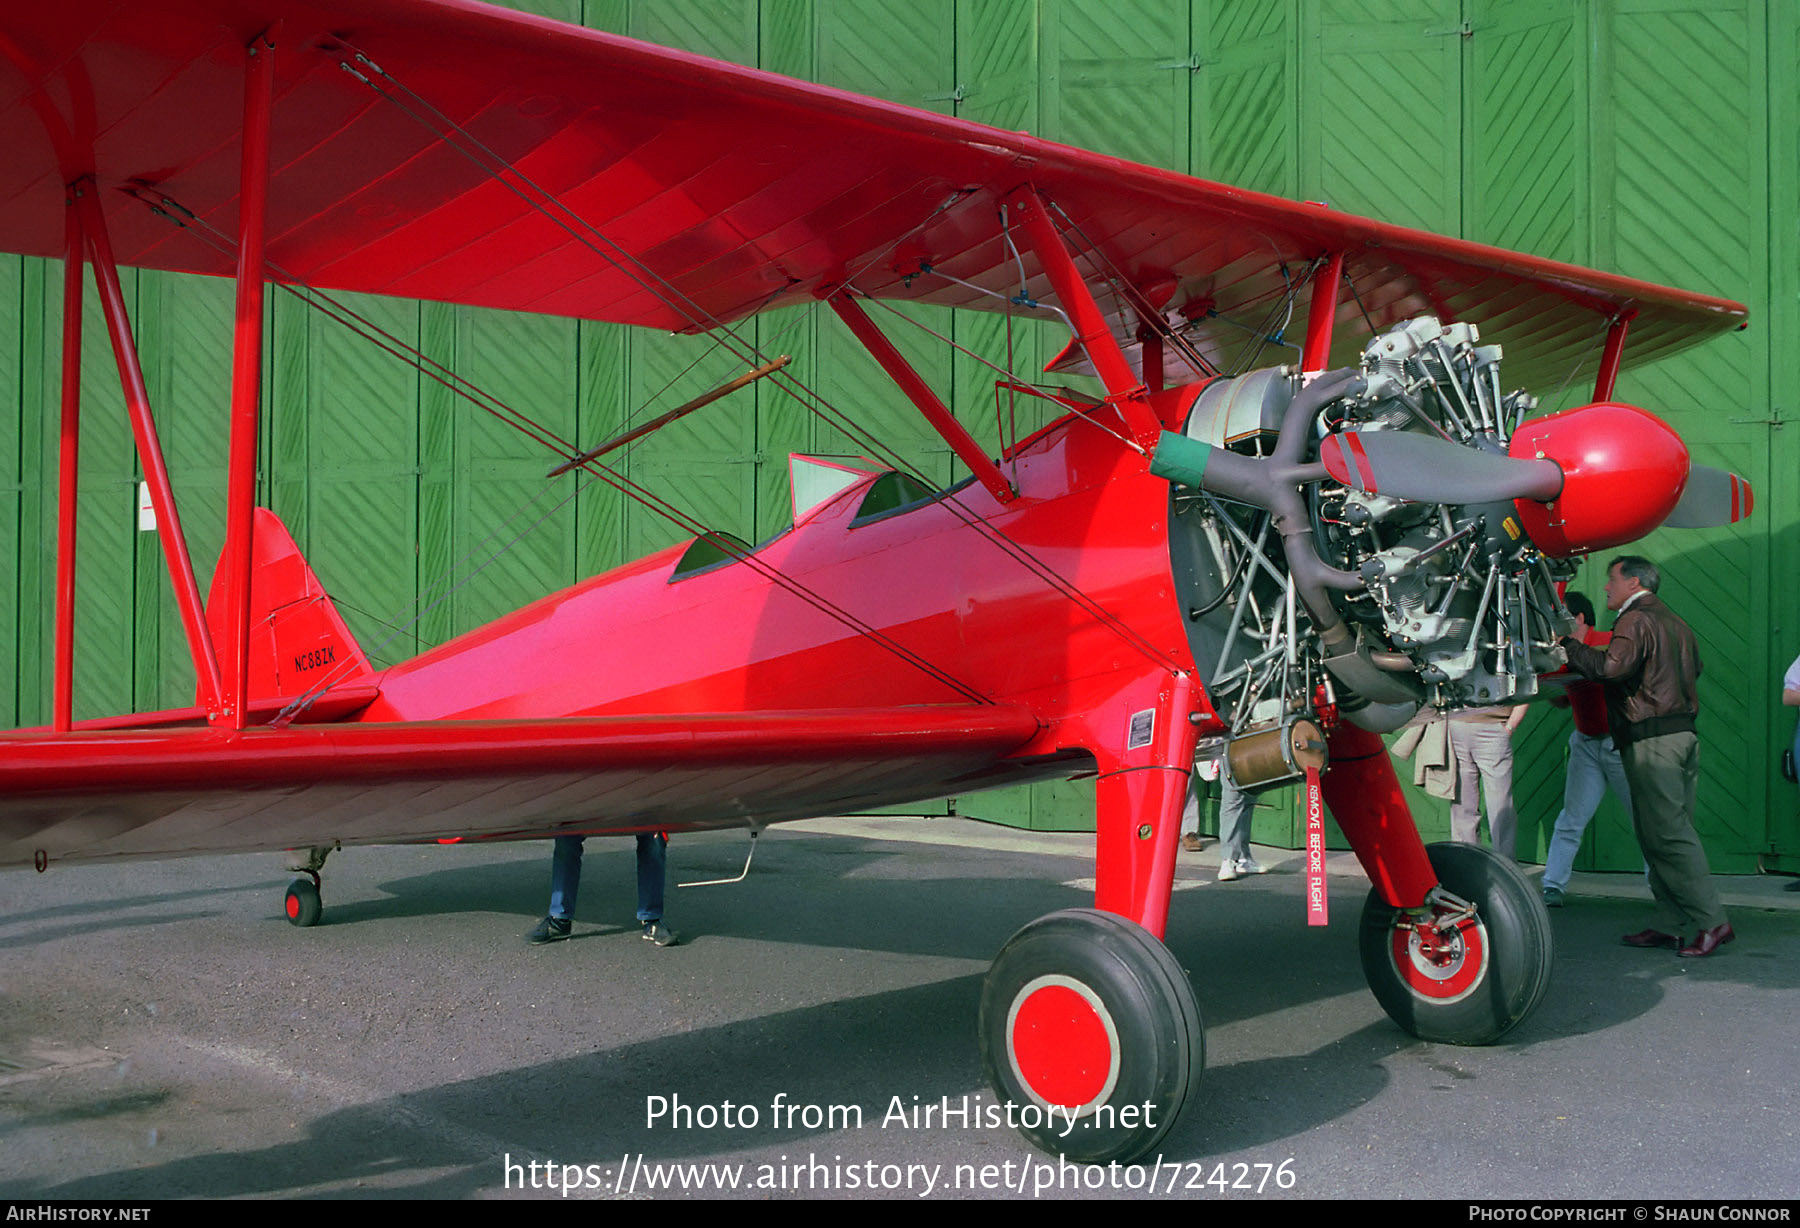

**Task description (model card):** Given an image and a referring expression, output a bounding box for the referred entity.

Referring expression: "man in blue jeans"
[527,831,678,946]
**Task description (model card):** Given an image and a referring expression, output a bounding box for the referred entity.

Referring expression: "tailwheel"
[1359,842,1552,1044]
[284,875,323,928]
[978,908,1202,1163]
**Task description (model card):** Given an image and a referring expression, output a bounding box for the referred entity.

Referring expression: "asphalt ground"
[1,818,1796,1201]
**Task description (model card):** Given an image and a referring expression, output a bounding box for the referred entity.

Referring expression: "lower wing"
[0,706,1042,867]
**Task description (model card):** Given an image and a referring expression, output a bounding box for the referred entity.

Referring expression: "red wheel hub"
[1390,916,1488,1002]
[285,892,301,920]
[1006,975,1120,1111]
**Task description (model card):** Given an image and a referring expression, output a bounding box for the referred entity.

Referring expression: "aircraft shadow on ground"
[0,974,1407,1199]
[0,879,287,949]
[0,1090,173,1138]
[6,837,1791,1197]
[281,833,1800,1036]
[1,910,235,950]
[2,975,983,1198]
[342,833,1091,965]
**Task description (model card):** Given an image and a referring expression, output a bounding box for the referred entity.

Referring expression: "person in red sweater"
[1541,592,1633,907]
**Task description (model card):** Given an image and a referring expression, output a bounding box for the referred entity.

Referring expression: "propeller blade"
[1663,465,1754,528]
[1319,431,1562,504]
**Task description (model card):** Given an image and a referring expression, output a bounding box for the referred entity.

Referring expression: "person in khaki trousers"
[1562,556,1731,958]
[1448,704,1525,860]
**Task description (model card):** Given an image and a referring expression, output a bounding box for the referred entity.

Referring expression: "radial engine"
[1160,315,1710,787]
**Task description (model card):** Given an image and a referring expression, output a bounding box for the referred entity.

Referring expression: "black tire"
[285,878,322,928]
[978,908,1202,1163]
[1359,841,1552,1044]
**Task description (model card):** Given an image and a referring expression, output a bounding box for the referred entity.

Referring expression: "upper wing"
[0,705,1042,867]
[0,0,1746,389]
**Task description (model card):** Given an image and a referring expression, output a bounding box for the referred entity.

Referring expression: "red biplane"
[0,0,1753,1162]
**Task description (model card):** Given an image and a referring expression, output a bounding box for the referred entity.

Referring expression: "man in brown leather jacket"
[1560,556,1732,957]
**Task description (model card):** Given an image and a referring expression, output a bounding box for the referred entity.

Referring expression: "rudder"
[205,508,375,705]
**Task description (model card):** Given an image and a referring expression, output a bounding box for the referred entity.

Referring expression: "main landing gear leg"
[284,844,333,927]
[979,684,1203,1163]
[1322,723,1552,1043]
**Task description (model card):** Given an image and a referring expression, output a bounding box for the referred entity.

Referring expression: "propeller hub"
[1508,402,1689,556]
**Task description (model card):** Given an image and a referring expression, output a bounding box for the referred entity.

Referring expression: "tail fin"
[205,508,376,705]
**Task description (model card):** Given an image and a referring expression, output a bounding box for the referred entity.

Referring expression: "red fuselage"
[363,406,1216,768]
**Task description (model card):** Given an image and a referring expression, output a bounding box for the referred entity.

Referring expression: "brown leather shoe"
[1677,923,1735,958]
[1181,833,1205,853]
[1621,929,1681,949]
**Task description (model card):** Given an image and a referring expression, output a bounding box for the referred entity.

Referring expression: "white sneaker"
[1239,858,1268,876]
[1218,859,1244,882]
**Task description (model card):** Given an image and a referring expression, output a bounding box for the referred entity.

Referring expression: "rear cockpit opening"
[666,457,950,585]
[849,470,938,525]
[669,530,754,581]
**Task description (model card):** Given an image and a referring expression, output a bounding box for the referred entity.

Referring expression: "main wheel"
[1359,841,1552,1044]
[284,878,323,928]
[978,908,1202,1163]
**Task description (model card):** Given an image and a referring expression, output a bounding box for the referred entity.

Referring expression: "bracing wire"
[138,41,1202,713]
[141,198,995,713]
[333,53,1188,675]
